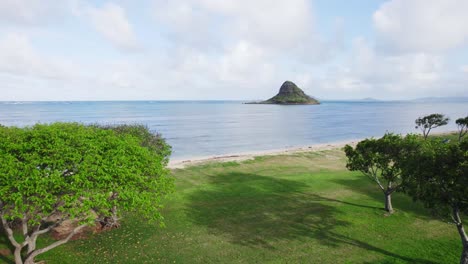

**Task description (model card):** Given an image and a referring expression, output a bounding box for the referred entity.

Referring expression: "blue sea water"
[0,100,466,160]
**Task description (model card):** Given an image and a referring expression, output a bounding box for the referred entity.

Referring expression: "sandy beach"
[168,130,459,169]
[168,139,362,169]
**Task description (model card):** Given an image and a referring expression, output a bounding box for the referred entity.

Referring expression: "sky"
[0,0,467,101]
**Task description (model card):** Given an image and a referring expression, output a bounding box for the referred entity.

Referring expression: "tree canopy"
[456,116,468,142]
[0,123,174,264]
[415,113,449,139]
[344,133,419,213]
[400,139,468,263]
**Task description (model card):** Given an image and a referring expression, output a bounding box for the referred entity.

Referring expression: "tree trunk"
[454,208,468,264]
[461,246,468,264]
[384,193,393,213]
[23,224,87,264]
[456,223,468,264]
[27,235,37,254]
[14,246,23,264]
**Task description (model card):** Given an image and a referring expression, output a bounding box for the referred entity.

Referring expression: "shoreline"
[168,139,362,169]
[168,130,458,169]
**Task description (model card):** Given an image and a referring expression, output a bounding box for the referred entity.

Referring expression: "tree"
[344,133,419,214]
[456,116,468,142]
[0,123,174,264]
[400,139,468,264]
[415,113,449,139]
[94,124,171,228]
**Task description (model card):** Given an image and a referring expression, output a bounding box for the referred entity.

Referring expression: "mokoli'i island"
[247,81,320,105]
[1,1,468,264]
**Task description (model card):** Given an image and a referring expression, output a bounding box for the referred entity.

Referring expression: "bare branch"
[0,213,23,248]
[25,224,87,262]
[31,217,66,237]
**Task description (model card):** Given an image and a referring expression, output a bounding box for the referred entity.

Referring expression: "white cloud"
[373,0,468,53]
[0,0,69,25]
[0,33,76,80]
[81,2,140,51]
[153,0,334,63]
[312,37,451,98]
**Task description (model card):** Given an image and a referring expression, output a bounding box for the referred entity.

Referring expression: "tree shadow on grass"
[332,177,430,218]
[185,172,435,263]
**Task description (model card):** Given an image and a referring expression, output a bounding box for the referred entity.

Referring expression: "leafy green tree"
[400,139,468,264]
[94,124,171,228]
[415,113,449,139]
[344,134,418,214]
[0,123,174,264]
[456,116,468,142]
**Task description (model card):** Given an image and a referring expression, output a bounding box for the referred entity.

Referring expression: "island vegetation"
[247,81,320,105]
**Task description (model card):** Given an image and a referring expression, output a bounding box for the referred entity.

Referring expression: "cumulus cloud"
[153,0,336,63]
[78,2,140,51]
[1,0,467,100]
[373,0,468,53]
[311,37,454,98]
[0,0,69,25]
[0,33,76,80]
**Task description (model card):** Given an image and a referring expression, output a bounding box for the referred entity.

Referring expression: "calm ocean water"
[0,100,466,159]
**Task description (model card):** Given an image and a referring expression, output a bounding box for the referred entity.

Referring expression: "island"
[246,81,320,105]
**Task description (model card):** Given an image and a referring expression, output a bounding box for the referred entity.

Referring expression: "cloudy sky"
[0,0,467,101]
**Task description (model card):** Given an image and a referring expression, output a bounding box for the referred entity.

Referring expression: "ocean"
[0,100,466,160]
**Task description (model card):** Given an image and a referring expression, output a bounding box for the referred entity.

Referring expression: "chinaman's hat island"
[246,81,320,105]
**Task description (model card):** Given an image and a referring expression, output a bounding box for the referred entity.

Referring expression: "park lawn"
[1,148,460,263]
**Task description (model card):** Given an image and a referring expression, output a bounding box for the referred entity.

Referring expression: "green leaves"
[0,123,174,226]
[344,133,420,191]
[415,113,449,139]
[400,138,468,218]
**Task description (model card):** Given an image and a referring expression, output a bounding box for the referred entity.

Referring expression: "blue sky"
[0,0,467,101]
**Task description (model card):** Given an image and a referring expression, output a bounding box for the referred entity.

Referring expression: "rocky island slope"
[247,81,320,105]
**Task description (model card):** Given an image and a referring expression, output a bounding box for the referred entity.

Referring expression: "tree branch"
[31,217,66,237]
[25,224,87,262]
[0,213,23,248]
[22,215,29,237]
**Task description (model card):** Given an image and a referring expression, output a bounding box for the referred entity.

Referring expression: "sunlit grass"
[1,148,460,263]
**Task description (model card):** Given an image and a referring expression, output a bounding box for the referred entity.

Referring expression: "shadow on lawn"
[185,172,435,263]
[332,178,430,218]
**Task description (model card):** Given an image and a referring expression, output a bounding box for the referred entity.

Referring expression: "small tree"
[415,113,449,139]
[0,123,174,264]
[344,133,418,214]
[400,139,468,264]
[456,116,468,142]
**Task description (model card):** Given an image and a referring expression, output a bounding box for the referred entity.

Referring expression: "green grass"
[0,149,460,263]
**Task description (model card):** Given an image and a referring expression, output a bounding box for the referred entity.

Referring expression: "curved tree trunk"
[23,224,87,264]
[457,223,468,264]
[453,208,468,264]
[14,247,23,264]
[384,193,393,213]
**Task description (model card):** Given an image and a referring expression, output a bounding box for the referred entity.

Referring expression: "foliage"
[401,139,467,217]
[3,149,458,264]
[400,139,468,263]
[456,116,468,142]
[263,81,320,105]
[415,113,449,139]
[0,123,174,264]
[344,133,420,213]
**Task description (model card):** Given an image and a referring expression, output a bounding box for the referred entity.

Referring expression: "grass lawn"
[1,147,461,263]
